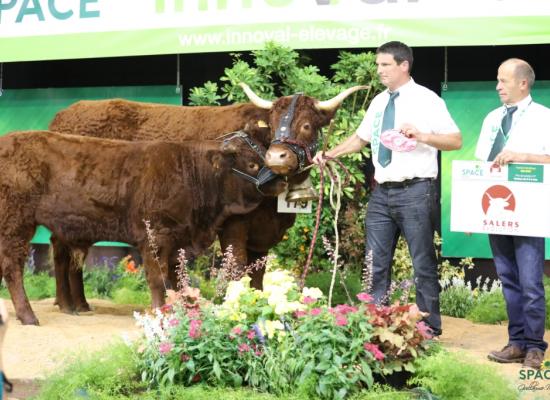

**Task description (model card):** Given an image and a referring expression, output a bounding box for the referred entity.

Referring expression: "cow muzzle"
[265,144,299,175]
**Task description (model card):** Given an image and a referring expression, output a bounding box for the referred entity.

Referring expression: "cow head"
[219,132,287,201]
[240,83,369,176]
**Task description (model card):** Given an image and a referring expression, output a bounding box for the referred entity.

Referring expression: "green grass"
[0,271,55,300]
[410,350,518,400]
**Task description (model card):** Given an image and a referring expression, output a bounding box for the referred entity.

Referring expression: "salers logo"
[481,185,519,231]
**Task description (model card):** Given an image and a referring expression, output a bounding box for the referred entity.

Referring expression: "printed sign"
[277,190,312,214]
[1,1,550,62]
[450,160,550,238]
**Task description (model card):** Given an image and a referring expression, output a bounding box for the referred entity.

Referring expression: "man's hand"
[312,151,328,165]
[494,150,526,165]
[400,123,426,142]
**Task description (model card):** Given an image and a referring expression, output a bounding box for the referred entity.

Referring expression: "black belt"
[378,177,433,189]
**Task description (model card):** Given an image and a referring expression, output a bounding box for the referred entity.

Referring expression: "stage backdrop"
[441,81,550,258]
[0,85,181,245]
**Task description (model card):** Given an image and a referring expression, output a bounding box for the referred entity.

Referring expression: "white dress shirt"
[475,95,550,160]
[356,78,459,184]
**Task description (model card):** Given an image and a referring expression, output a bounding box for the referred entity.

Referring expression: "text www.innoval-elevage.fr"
[177,25,391,47]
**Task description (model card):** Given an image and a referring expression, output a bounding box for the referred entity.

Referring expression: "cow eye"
[248,162,259,172]
[302,122,311,131]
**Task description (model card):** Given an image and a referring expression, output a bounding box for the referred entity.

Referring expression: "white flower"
[302,286,324,300]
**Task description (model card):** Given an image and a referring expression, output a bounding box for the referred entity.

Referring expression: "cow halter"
[222,131,279,192]
[271,93,318,172]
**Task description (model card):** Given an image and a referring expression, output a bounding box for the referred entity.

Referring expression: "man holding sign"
[475,58,550,369]
[313,41,461,337]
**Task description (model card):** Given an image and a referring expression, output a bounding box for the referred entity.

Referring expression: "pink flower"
[364,342,385,361]
[232,327,242,335]
[159,304,173,314]
[181,353,190,362]
[334,304,358,315]
[169,318,180,327]
[238,343,251,353]
[335,315,348,326]
[357,292,374,303]
[310,308,322,316]
[294,310,307,318]
[247,330,256,340]
[159,342,173,354]
[416,321,433,339]
[302,296,316,305]
[189,319,202,339]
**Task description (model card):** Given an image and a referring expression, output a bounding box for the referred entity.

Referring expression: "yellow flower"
[302,286,324,300]
[299,245,305,252]
[263,319,284,338]
[303,227,310,233]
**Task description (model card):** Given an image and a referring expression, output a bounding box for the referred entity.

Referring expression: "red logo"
[482,185,516,215]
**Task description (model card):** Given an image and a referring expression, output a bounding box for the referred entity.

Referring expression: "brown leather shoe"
[488,344,526,363]
[522,349,545,370]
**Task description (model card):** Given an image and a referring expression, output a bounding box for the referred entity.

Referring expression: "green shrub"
[466,290,507,325]
[111,287,151,306]
[304,271,362,305]
[439,278,476,318]
[0,271,55,300]
[410,350,517,400]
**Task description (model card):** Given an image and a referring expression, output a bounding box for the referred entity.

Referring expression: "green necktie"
[378,91,399,167]
[487,105,518,161]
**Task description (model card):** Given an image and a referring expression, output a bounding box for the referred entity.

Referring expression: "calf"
[0,131,284,324]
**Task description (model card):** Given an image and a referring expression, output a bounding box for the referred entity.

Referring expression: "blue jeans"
[489,234,547,352]
[366,179,441,331]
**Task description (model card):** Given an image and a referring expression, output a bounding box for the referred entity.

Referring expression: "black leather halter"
[222,131,278,191]
[271,93,318,172]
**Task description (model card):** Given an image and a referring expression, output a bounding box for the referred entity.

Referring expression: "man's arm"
[400,124,462,151]
[313,133,367,164]
[493,150,550,165]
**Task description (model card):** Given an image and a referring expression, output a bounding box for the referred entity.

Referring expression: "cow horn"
[315,85,370,111]
[239,83,273,110]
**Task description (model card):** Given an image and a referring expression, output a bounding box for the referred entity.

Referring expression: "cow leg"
[141,248,171,309]
[69,249,91,312]
[218,217,249,280]
[247,250,268,290]
[0,240,39,325]
[50,238,75,314]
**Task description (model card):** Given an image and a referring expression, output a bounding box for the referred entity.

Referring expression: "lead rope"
[299,153,351,293]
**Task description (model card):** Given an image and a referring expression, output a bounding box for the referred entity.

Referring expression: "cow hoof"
[19,315,40,325]
[58,306,76,315]
[75,303,91,312]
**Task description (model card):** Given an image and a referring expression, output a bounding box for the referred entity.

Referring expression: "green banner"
[441,81,550,258]
[0,86,181,245]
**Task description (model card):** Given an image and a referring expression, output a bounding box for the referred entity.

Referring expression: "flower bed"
[134,269,432,399]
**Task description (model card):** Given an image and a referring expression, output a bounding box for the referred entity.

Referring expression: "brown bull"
[47,83,366,312]
[0,130,284,325]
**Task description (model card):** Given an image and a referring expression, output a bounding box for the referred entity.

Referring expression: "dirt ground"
[2,299,550,399]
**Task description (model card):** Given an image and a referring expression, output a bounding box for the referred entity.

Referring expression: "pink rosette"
[380,129,417,152]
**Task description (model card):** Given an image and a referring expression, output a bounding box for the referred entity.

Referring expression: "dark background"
[3,44,549,99]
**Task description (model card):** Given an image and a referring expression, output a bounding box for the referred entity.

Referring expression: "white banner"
[450,161,550,238]
[1,0,550,62]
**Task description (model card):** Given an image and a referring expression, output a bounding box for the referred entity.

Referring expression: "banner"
[1,0,550,62]
[441,82,550,258]
[451,161,550,238]
[0,85,181,245]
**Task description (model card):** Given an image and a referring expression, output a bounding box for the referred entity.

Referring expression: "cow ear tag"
[257,120,268,128]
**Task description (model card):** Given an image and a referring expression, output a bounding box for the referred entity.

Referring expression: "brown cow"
[0,130,285,325]
[47,84,366,312]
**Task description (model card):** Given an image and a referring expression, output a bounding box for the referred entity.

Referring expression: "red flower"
[189,319,202,339]
[232,327,242,335]
[416,321,433,339]
[159,342,173,355]
[294,310,307,318]
[247,330,256,340]
[238,343,251,353]
[364,342,385,361]
[357,292,374,303]
[125,260,138,273]
[302,296,316,305]
[159,304,173,314]
[310,308,322,316]
[180,353,190,362]
[335,315,348,326]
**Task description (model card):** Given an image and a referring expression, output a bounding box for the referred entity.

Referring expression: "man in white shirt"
[313,41,462,336]
[476,58,550,370]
